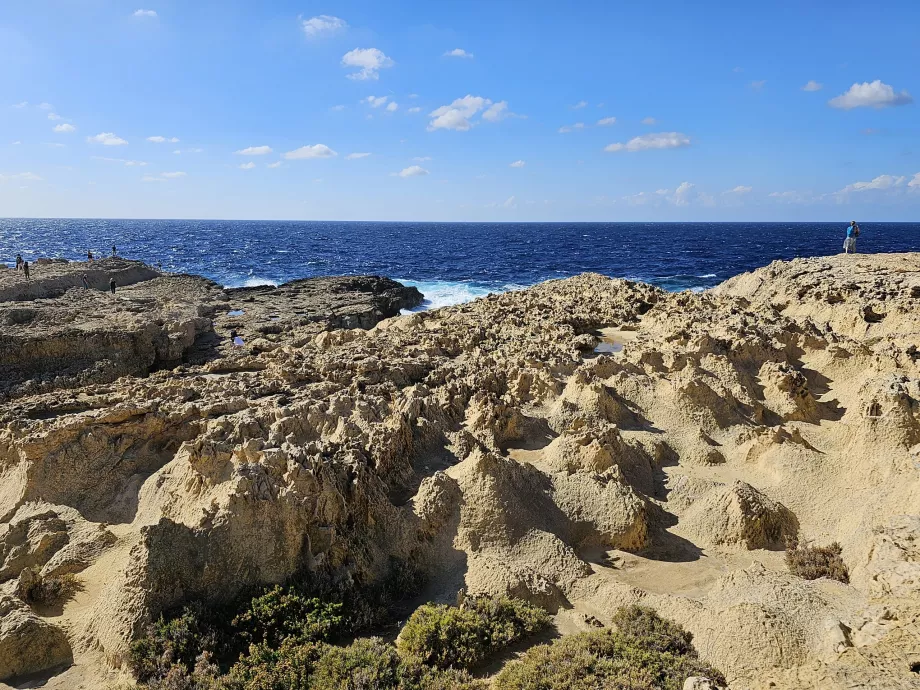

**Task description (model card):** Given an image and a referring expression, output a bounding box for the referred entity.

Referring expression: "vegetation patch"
[493,605,724,690]
[16,568,81,606]
[396,595,550,670]
[785,540,849,583]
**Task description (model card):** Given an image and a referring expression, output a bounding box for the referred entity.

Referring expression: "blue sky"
[2,0,919,221]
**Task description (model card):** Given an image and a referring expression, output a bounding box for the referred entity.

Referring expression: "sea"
[1,219,918,310]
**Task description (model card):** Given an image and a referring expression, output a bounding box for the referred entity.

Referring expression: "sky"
[1,0,919,221]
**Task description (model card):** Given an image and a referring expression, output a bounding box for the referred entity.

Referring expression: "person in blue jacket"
[843,221,860,254]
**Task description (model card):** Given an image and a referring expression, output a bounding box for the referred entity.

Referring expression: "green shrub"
[232,585,345,647]
[223,639,322,690]
[396,595,549,670]
[17,568,81,606]
[611,605,694,655]
[310,638,485,690]
[493,625,725,690]
[129,605,222,682]
[785,541,849,583]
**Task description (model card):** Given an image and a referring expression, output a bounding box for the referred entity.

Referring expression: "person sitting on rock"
[843,221,860,254]
[109,277,116,294]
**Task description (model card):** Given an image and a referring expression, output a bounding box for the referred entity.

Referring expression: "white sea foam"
[223,276,279,288]
[398,279,496,312]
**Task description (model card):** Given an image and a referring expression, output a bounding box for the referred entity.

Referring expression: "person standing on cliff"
[82,274,90,289]
[109,277,116,294]
[843,221,860,254]
[15,254,23,271]
[22,261,30,280]
[87,250,94,262]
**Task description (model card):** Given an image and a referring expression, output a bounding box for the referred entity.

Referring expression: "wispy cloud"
[346,152,371,159]
[605,132,690,153]
[597,117,616,126]
[571,100,588,109]
[407,106,421,113]
[133,9,157,18]
[444,48,473,58]
[53,123,76,133]
[558,122,585,133]
[12,101,28,108]
[364,95,389,108]
[238,162,256,170]
[93,156,147,166]
[428,95,518,131]
[234,145,272,155]
[396,165,429,177]
[142,171,186,182]
[0,172,42,183]
[329,104,346,112]
[802,80,823,92]
[750,80,766,90]
[161,171,186,178]
[835,174,907,196]
[386,101,398,112]
[641,117,656,125]
[38,102,53,110]
[829,80,913,109]
[87,132,128,146]
[282,144,337,160]
[509,160,525,168]
[267,161,282,168]
[723,185,753,195]
[302,15,347,38]
[47,112,61,121]
[147,135,179,143]
[412,156,432,162]
[341,48,394,80]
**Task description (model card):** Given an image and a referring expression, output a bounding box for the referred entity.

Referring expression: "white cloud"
[412,156,431,162]
[235,145,272,155]
[48,113,61,121]
[93,156,147,166]
[134,9,157,18]
[829,80,913,109]
[88,132,128,146]
[346,152,371,159]
[724,185,752,195]
[267,161,282,168]
[502,196,516,208]
[733,66,744,73]
[428,95,488,131]
[397,165,429,177]
[53,123,76,133]
[162,171,186,178]
[0,172,42,183]
[751,80,766,90]
[12,101,28,108]
[604,131,690,152]
[835,174,907,196]
[11,141,21,145]
[909,173,920,188]
[329,104,346,112]
[672,182,695,206]
[341,48,394,80]
[386,101,398,112]
[802,80,823,92]
[641,117,656,125]
[173,148,203,154]
[571,100,588,109]
[768,190,810,203]
[147,135,179,143]
[509,160,525,168]
[407,106,421,113]
[558,122,585,133]
[365,95,388,108]
[302,15,347,38]
[282,144,337,160]
[238,162,256,170]
[38,102,53,110]
[597,117,617,126]
[482,101,514,122]
[444,48,473,58]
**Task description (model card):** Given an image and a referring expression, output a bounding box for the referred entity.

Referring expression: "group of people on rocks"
[13,245,119,293]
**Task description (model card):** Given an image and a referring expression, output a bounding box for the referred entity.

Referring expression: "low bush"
[17,568,80,606]
[232,586,345,647]
[493,606,724,690]
[128,604,222,683]
[785,541,849,583]
[396,595,549,670]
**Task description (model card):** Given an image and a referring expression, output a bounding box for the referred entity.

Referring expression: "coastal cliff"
[0,254,918,689]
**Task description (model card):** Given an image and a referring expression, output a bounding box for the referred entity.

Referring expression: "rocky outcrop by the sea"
[1,253,918,689]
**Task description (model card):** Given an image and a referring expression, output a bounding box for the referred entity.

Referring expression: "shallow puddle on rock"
[227,309,245,317]
[594,341,623,354]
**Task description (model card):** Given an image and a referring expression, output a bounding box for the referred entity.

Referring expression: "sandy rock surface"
[1,253,919,688]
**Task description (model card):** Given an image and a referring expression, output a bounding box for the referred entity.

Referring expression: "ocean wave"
[223,276,279,288]
[397,279,496,311]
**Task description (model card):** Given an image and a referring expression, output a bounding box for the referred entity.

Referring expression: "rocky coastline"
[0,254,918,689]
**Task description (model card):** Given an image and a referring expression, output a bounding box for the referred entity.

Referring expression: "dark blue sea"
[1,220,918,308]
